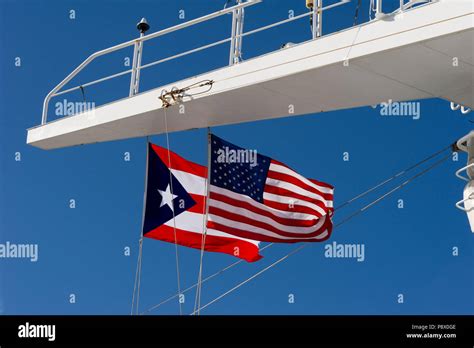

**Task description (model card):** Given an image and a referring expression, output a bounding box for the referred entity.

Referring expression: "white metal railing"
[371,0,433,19]
[40,0,357,125]
[41,0,260,124]
[42,0,434,125]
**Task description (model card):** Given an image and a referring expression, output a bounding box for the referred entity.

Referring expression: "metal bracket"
[457,132,472,153]
[456,193,474,212]
[158,80,214,108]
[451,101,471,114]
[455,162,474,182]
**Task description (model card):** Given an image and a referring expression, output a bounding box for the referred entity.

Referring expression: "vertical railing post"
[129,42,140,97]
[309,0,322,39]
[130,18,150,96]
[236,6,245,61]
[229,0,245,65]
[134,36,145,94]
[229,9,237,65]
[376,0,384,18]
[316,0,322,38]
[399,0,404,12]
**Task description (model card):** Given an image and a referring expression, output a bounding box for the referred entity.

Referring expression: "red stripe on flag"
[208,206,329,239]
[308,178,334,190]
[264,185,332,212]
[145,224,262,262]
[266,170,334,201]
[188,194,206,214]
[270,159,334,190]
[151,144,207,178]
[209,191,321,227]
[207,221,332,244]
[263,198,329,217]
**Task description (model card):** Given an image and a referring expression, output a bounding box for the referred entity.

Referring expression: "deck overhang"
[27,0,474,150]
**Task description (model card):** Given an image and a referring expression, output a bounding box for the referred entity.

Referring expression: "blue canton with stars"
[210,134,271,203]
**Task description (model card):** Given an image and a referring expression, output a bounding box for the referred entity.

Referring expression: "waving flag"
[143,143,262,262]
[207,135,334,243]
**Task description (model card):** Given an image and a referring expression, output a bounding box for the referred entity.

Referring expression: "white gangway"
[27,0,473,150]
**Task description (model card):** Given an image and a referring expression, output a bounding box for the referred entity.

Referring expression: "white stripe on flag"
[170,169,207,196]
[208,198,327,234]
[263,192,328,216]
[269,163,334,194]
[265,177,333,208]
[208,213,329,241]
[165,208,260,246]
[210,185,318,221]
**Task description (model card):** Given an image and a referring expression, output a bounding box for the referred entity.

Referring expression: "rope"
[191,244,305,315]
[336,154,450,226]
[193,178,209,315]
[190,153,450,315]
[334,144,453,211]
[140,243,274,315]
[163,106,184,315]
[159,80,213,108]
[130,238,143,315]
[134,239,144,315]
[131,136,150,315]
[353,0,362,25]
[193,128,212,315]
[224,0,236,10]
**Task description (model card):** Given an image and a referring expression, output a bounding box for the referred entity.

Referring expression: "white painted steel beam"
[27,0,474,150]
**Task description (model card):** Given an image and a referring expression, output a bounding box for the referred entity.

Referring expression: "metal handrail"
[374,0,433,19]
[53,2,351,99]
[53,37,234,98]
[240,0,349,39]
[401,0,432,11]
[41,0,260,124]
[41,0,356,125]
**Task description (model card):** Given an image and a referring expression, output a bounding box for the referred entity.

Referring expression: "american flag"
[207,135,334,243]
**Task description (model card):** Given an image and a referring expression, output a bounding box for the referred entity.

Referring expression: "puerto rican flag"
[143,143,262,262]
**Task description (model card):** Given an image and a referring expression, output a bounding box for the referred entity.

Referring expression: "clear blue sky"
[0,0,472,315]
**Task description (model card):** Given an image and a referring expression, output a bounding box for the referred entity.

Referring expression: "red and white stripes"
[207,159,334,243]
